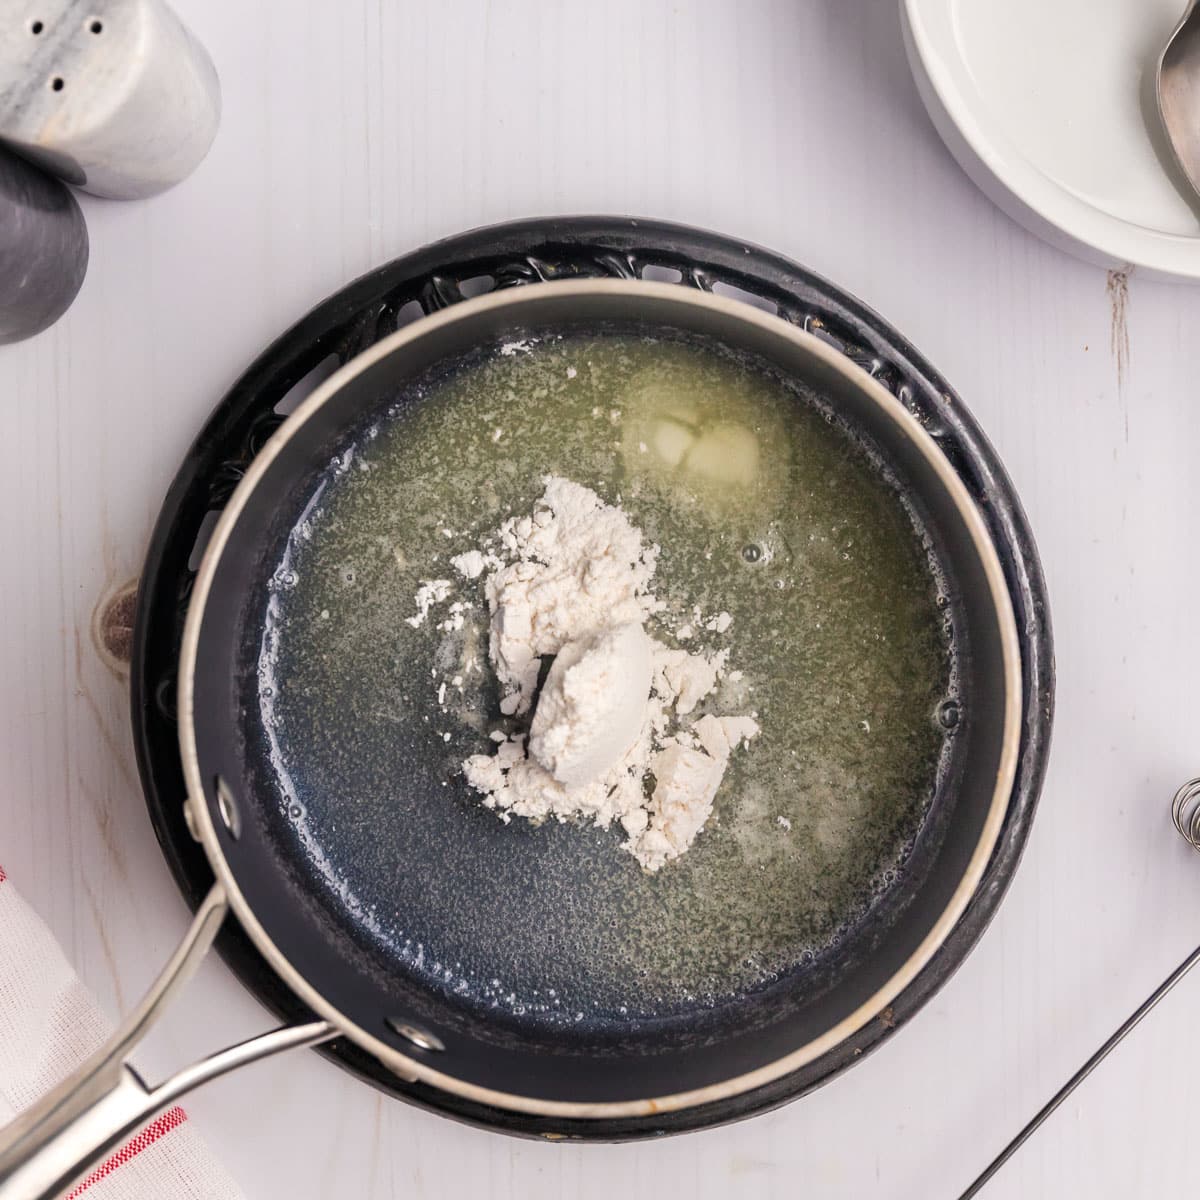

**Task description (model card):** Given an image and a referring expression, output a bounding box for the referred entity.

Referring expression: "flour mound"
[484,476,661,716]
[453,476,758,871]
[528,623,653,788]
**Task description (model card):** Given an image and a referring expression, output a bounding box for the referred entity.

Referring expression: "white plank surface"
[2,1,1200,1196]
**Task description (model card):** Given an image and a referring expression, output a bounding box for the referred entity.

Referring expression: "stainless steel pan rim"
[177,278,1023,1120]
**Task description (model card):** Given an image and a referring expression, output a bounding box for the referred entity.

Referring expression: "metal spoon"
[1157,0,1200,201]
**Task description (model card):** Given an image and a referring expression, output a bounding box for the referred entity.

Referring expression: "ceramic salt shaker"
[0,143,87,344]
[0,0,220,199]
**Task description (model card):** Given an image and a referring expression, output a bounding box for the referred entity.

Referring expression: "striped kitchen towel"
[0,866,243,1199]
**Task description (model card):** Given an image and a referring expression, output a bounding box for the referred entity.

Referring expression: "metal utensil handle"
[0,883,335,1200]
[959,777,1200,1198]
[958,940,1200,1199]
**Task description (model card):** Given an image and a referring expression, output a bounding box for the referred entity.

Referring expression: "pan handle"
[0,884,336,1200]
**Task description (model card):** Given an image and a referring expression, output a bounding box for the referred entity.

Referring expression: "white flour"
[422,476,759,871]
[405,579,451,628]
[528,623,654,788]
[481,476,661,716]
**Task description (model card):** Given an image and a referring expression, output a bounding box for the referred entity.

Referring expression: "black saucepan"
[0,279,1021,1200]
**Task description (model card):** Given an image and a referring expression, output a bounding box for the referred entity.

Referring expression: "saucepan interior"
[180,280,1020,1115]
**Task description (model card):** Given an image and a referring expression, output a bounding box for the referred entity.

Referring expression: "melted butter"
[254,332,953,1025]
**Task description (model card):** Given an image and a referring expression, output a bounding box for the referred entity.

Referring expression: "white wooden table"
[3,2,1200,1196]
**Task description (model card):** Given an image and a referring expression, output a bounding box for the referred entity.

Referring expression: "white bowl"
[902,0,1200,282]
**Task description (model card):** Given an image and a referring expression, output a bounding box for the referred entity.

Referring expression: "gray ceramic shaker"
[0,0,220,199]
[0,143,87,344]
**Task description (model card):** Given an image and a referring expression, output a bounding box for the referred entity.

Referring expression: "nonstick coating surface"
[184,283,1018,1108]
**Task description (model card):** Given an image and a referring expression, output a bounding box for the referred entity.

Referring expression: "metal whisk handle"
[959,777,1200,1199]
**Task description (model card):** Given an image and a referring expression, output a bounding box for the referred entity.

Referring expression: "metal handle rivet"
[385,1018,444,1052]
[215,777,241,840]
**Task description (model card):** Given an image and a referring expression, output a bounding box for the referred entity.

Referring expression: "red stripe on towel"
[64,1107,188,1197]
